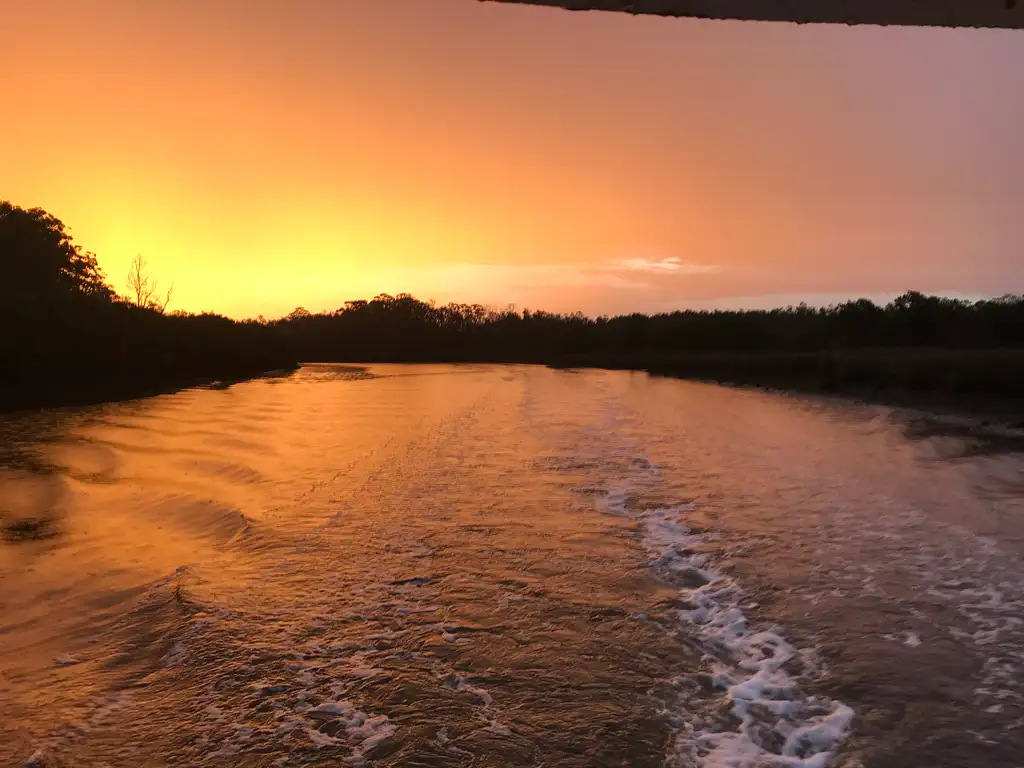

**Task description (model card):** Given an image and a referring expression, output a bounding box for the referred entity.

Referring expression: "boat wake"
[588,460,853,768]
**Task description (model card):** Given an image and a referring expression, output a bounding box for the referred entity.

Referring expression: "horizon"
[242,288,1001,321]
[5,0,1023,318]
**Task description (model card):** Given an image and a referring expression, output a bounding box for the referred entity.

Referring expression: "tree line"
[273,293,1024,400]
[0,201,294,411]
[4,200,1024,410]
[273,291,1024,363]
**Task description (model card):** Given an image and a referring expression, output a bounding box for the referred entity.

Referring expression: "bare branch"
[126,254,171,312]
[158,284,174,314]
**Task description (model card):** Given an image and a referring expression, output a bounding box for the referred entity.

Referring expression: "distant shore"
[8,351,1024,433]
[0,363,299,415]
[549,349,1024,431]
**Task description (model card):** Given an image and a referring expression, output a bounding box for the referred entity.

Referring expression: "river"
[1,364,1022,767]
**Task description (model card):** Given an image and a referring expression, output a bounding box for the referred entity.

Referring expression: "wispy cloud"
[373,256,721,298]
[290,255,724,316]
[610,256,720,275]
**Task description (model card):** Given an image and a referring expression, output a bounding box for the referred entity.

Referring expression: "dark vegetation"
[4,200,1023,415]
[276,292,1024,414]
[1,202,296,412]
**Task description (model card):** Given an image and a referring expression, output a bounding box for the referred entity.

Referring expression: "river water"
[1,364,1022,767]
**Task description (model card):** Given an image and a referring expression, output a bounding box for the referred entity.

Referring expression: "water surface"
[2,364,1022,767]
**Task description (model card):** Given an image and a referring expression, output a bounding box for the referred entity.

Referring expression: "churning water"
[1,364,1022,767]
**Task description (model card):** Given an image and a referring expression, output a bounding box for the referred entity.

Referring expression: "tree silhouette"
[4,198,1024,412]
[0,202,295,412]
[273,291,1024,400]
[0,201,112,302]
[127,254,173,313]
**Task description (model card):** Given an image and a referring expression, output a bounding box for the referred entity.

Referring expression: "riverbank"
[1,296,298,415]
[0,363,299,415]
[550,348,1024,430]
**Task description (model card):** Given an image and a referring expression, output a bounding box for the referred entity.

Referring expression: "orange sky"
[4,0,1023,317]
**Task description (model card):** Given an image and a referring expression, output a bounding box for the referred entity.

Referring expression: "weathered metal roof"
[485,1,1023,29]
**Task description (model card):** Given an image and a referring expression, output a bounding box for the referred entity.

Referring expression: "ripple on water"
[6,365,1024,768]
[576,459,854,768]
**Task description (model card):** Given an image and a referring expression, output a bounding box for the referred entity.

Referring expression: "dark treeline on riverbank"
[278,291,1024,359]
[276,292,1024,407]
[1,202,295,411]
[5,201,1024,414]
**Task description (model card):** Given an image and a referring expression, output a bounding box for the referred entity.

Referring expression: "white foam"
[441,672,494,706]
[22,692,135,767]
[593,472,853,768]
[485,719,512,736]
[301,698,397,763]
[883,631,922,648]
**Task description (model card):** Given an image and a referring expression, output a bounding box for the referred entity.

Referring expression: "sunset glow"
[4,0,1022,317]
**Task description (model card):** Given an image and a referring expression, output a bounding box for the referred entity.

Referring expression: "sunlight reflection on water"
[2,364,1023,767]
